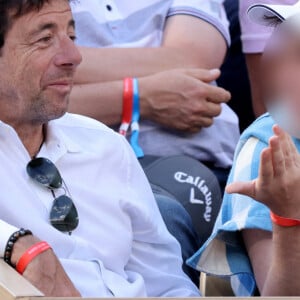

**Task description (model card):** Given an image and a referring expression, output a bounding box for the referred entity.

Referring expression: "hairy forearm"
[69,68,228,128]
[262,225,300,296]
[69,81,123,125]
[11,235,80,297]
[75,47,193,84]
[74,18,227,84]
[70,16,228,127]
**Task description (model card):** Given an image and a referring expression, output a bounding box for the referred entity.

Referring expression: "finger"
[269,135,285,177]
[273,124,284,136]
[273,125,290,155]
[273,125,295,168]
[259,148,273,184]
[225,180,256,198]
[193,116,214,128]
[205,85,231,104]
[183,69,231,102]
[286,133,299,163]
[199,101,222,118]
[186,126,202,134]
[273,125,299,168]
[185,68,221,83]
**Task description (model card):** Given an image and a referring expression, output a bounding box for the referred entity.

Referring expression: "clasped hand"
[139,68,231,133]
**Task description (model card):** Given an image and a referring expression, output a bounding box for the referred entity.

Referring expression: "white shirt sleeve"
[120,137,200,296]
[0,220,19,257]
[169,0,230,45]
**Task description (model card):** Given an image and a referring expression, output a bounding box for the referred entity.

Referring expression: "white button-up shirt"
[0,113,199,297]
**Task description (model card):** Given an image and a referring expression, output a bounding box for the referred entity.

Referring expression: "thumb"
[202,68,221,82]
[225,180,256,198]
[186,68,221,82]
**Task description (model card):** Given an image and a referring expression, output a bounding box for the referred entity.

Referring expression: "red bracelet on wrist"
[119,77,133,136]
[16,241,51,274]
[270,211,300,227]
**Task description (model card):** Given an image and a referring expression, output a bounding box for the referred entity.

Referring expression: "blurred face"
[262,16,300,137]
[263,26,300,105]
[0,0,82,127]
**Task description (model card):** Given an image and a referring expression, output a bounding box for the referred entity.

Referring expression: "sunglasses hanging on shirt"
[26,157,79,234]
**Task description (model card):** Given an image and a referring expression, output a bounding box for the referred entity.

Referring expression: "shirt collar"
[0,113,84,159]
[38,115,84,161]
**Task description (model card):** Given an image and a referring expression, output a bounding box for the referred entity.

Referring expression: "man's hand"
[139,68,231,133]
[11,235,81,297]
[226,125,300,219]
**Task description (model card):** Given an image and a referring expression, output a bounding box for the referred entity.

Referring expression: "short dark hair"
[0,0,71,49]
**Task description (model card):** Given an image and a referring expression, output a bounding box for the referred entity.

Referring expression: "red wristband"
[16,241,51,274]
[270,211,300,227]
[119,77,133,136]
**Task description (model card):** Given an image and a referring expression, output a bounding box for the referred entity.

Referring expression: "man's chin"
[45,99,70,122]
[44,109,68,123]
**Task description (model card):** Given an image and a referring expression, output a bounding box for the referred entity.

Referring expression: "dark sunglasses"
[26,157,79,234]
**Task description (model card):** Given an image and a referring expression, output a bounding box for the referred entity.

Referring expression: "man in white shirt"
[0,0,200,297]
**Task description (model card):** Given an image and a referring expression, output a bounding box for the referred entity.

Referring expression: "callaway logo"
[174,171,213,222]
[189,187,204,205]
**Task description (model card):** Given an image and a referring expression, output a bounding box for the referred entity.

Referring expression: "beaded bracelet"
[4,228,32,267]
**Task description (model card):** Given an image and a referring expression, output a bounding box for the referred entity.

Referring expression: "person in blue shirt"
[188,1,300,296]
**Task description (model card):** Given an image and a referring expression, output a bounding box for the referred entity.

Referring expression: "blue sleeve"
[187,115,276,296]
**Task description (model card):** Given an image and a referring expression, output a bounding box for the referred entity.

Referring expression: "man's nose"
[53,35,82,68]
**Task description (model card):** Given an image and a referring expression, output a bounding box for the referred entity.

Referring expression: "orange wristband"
[16,241,51,274]
[270,211,300,227]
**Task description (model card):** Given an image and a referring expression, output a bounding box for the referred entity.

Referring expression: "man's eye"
[38,36,52,43]
[69,35,77,42]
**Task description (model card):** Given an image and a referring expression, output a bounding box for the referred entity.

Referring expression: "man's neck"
[14,123,46,158]
[0,104,47,158]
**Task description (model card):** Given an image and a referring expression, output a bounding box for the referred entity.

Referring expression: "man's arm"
[0,219,79,297]
[243,227,300,296]
[11,234,81,297]
[70,69,230,130]
[242,229,272,294]
[69,15,229,129]
[74,16,227,84]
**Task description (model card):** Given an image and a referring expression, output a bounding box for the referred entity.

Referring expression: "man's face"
[0,0,82,126]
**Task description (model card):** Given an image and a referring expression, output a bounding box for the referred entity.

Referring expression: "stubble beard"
[28,90,70,125]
